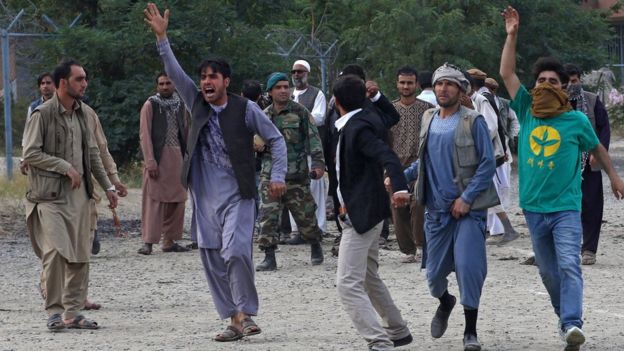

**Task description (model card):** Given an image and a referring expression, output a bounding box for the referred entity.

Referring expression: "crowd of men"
[18,3,624,351]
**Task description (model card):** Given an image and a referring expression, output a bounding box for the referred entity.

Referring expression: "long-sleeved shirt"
[157,38,286,184]
[423,111,495,212]
[262,100,324,181]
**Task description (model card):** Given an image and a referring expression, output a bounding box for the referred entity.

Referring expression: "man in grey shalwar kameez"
[144,3,287,342]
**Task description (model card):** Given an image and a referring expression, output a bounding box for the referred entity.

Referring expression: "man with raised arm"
[500,6,624,350]
[144,3,287,342]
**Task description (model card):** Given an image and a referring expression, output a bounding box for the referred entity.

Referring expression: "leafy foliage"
[2,0,617,163]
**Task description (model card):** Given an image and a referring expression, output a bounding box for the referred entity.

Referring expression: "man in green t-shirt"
[499,6,624,351]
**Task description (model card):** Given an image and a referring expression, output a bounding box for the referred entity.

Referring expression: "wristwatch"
[106,185,117,193]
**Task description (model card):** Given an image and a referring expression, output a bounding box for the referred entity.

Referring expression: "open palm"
[502,6,519,35]
[144,2,169,39]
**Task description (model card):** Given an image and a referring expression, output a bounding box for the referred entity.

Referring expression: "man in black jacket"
[333,74,412,351]
[326,65,401,255]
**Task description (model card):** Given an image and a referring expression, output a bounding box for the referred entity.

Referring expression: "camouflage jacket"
[261,100,325,181]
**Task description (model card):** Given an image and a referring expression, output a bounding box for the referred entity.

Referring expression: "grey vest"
[148,99,186,164]
[294,85,328,143]
[295,85,321,113]
[181,93,256,199]
[414,106,499,211]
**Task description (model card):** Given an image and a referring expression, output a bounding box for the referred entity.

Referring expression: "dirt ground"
[1,141,624,351]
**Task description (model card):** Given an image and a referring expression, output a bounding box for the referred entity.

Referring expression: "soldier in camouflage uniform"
[256,72,325,271]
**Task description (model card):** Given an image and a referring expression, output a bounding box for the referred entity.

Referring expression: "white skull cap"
[292,60,311,72]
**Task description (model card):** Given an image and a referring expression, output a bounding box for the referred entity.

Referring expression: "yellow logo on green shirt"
[529,126,561,157]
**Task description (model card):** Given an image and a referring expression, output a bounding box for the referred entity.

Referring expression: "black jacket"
[338,108,407,234]
[325,93,400,196]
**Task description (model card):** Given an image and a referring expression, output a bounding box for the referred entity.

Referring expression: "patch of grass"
[0,175,28,199]
[118,161,144,189]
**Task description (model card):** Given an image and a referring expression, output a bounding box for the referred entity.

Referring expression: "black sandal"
[47,313,65,331]
[242,317,262,336]
[65,315,99,329]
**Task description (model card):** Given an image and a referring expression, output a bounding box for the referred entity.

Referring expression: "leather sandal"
[214,325,244,342]
[242,317,262,336]
[47,313,65,331]
[65,315,99,329]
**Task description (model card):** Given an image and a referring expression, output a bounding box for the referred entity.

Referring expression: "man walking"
[23,59,118,330]
[255,72,325,271]
[500,6,624,350]
[415,63,498,351]
[564,63,611,265]
[138,73,189,255]
[389,66,433,263]
[334,74,413,351]
[483,77,520,242]
[467,68,520,245]
[287,59,328,243]
[145,3,287,341]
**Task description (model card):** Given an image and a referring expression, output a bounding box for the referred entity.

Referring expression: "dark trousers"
[581,168,604,253]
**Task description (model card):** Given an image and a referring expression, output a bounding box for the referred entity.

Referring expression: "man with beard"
[413,63,497,350]
[500,7,624,350]
[255,72,325,271]
[137,73,190,255]
[23,59,119,330]
[287,59,328,244]
[564,63,611,265]
[145,3,287,341]
[387,66,433,263]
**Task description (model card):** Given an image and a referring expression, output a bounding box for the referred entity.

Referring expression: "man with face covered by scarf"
[564,63,611,266]
[500,6,624,351]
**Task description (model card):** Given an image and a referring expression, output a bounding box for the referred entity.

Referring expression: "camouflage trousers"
[257,179,322,250]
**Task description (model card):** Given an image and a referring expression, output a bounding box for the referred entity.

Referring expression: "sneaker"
[581,251,596,265]
[392,333,413,347]
[497,230,520,246]
[521,255,537,266]
[563,326,585,351]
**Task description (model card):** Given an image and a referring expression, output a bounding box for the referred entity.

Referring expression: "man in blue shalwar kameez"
[413,64,498,351]
[145,3,287,342]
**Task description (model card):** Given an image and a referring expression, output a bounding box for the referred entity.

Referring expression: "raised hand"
[144,2,169,40]
[501,6,519,36]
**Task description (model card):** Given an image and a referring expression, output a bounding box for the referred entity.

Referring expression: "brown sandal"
[242,317,262,336]
[214,325,243,342]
